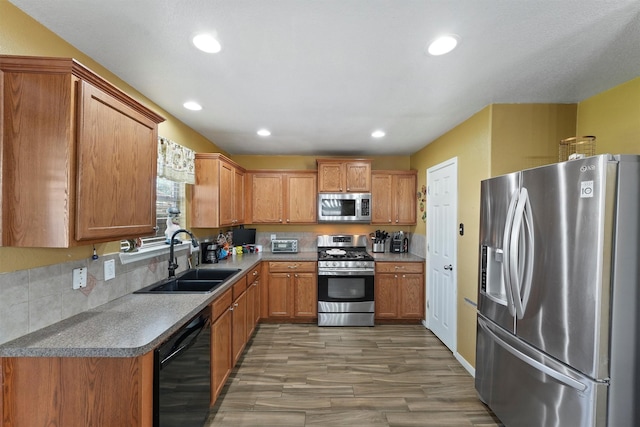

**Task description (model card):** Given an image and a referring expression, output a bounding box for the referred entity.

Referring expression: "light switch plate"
[104,259,115,281]
[72,267,87,290]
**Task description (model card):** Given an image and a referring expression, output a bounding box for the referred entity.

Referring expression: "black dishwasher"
[154,306,211,427]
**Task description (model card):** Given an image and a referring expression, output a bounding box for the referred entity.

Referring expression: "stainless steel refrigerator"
[475,154,640,427]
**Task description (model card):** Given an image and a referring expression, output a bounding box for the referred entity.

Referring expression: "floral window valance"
[157,137,195,184]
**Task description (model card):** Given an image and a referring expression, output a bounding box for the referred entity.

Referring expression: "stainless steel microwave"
[317,193,371,223]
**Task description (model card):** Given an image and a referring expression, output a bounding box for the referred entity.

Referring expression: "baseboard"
[456,352,475,377]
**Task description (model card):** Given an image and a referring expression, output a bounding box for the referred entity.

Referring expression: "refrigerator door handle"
[509,188,534,319]
[479,317,588,392]
[502,190,519,317]
[520,191,535,312]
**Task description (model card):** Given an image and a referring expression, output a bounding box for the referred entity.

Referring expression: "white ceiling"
[9,0,640,156]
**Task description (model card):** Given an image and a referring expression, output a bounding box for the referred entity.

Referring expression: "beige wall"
[410,106,492,365]
[491,104,577,175]
[232,155,410,171]
[408,102,586,367]
[0,2,225,272]
[576,76,640,155]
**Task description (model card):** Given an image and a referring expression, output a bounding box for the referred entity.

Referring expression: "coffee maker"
[201,240,219,263]
[390,232,409,253]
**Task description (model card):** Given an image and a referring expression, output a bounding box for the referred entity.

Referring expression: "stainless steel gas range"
[317,234,375,326]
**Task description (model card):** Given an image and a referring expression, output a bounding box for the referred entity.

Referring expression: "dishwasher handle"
[159,313,209,369]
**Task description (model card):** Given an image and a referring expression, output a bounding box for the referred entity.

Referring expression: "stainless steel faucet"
[168,229,199,277]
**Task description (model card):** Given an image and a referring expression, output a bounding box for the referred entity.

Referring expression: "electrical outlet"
[271,234,276,241]
[104,259,115,281]
[72,267,87,290]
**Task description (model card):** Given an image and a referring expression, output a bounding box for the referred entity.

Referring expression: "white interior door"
[426,158,457,353]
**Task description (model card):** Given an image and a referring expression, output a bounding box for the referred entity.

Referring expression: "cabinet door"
[395,173,417,224]
[211,307,232,404]
[231,291,247,365]
[1,71,75,247]
[317,162,344,192]
[246,278,256,340]
[371,173,393,224]
[399,274,425,318]
[286,173,317,223]
[251,173,284,223]
[219,161,234,226]
[345,162,371,192]
[268,272,291,317]
[293,272,317,317]
[375,273,399,318]
[76,80,158,240]
[234,168,245,224]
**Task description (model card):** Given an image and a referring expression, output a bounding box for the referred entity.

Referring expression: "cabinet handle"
[295,274,298,278]
[402,274,406,278]
[286,219,290,223]
[394,265,405,269]
[288,265,298,269]
[394,274,398,278]
[153,226,160,231]
[279,218,283,223]
[229,306,234,311]
[388,219,392,223]
[253,271,258,276]
[287,274,291,278]
[234,302,239,307]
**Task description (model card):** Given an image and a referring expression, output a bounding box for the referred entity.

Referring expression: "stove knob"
[332,262,338,268]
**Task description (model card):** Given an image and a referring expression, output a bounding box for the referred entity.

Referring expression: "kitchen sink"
[178,268,241,281]
[134,268,241,294]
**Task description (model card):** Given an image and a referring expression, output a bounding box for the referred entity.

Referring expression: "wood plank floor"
[205,323,503,427]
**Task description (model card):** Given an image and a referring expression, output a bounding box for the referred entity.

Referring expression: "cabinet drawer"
[247,266,261,283]
[268,262,316,273]
[375,262,423,274]
[212,288,232,320]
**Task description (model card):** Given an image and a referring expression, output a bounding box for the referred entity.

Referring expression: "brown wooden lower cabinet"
[211,286,233,405]
[1,353,154,426]
[231,280,248,365]
[266,261,317,320]
[375,261,425,321]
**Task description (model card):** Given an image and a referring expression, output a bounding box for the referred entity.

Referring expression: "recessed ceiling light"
[427,35,459,56]
[192,34,222,53]
[372,130,386,138]
[183,101,202,111]
[257,129,271,137]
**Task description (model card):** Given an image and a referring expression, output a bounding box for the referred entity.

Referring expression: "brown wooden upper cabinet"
[371,170,418,225]
[247,171,317,224]
[317,159,371,193]
[191,153,246,228]
[0,55,164,247]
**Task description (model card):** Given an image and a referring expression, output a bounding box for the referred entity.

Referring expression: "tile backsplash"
[0,231,424,346]
[0,250,190,346]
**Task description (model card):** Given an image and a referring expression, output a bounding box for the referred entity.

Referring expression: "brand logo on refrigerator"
[581,180,594,198]
[580,165,596,172]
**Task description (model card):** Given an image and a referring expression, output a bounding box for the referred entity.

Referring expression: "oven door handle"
[318,269,375,276]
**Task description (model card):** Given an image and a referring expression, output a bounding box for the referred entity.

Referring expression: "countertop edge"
[0,251,424,358]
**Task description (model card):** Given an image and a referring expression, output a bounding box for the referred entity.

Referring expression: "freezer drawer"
[476,316,608,427]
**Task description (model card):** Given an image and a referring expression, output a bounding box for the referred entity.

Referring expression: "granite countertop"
[369,252,424,262]
[0,250,423,358]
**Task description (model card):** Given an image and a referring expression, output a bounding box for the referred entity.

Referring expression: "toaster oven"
[271,239,298,253]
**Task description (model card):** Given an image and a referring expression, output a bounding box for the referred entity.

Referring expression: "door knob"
[444,264,453,271]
